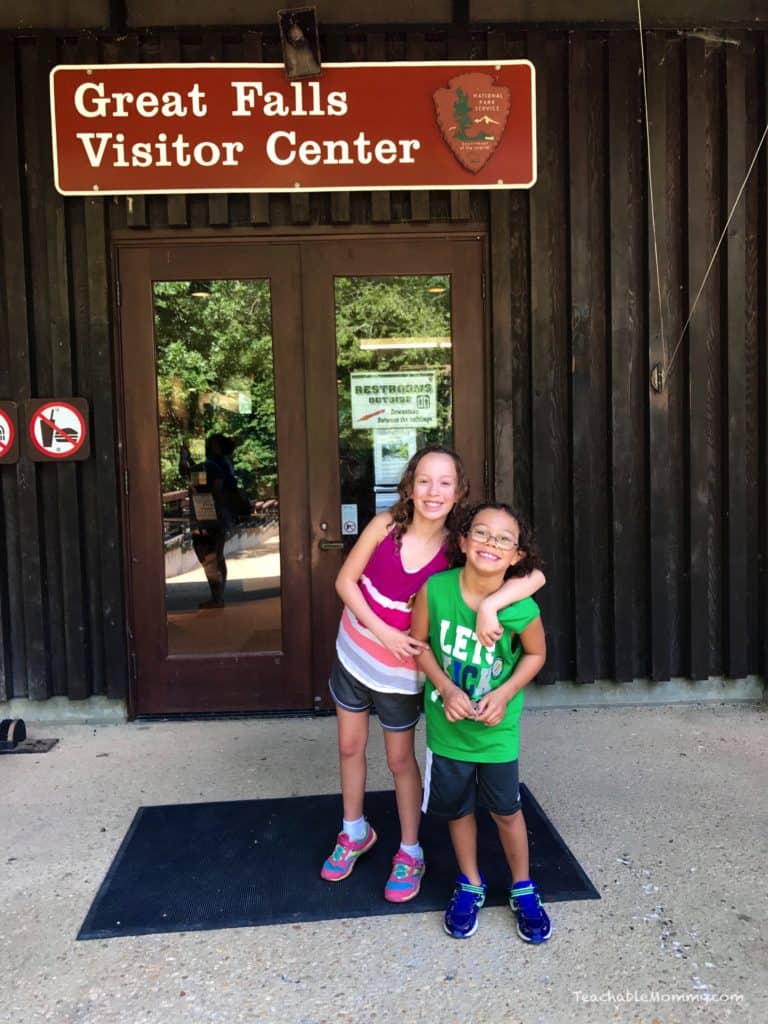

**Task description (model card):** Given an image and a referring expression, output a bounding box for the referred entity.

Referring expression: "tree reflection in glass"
[154,279,281,657]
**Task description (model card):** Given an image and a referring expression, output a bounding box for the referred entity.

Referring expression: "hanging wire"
[636,0,668,372]
[637,0,768,389]
[666,120,768,378]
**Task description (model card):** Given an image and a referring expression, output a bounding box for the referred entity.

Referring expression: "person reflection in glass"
[180,433,241,609]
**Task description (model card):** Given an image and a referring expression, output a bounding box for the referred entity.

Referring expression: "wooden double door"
[117,234,487,715]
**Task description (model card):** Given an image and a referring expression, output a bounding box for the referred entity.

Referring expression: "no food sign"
[26,398,91,462]
[0,401,19,464]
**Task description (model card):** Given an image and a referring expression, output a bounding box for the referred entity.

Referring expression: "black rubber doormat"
[78,785,599,940]
[0,738,59,754]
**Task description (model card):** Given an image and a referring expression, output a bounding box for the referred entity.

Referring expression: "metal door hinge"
[116,278,121,307]
[129,651,137,682]
[481,272,486,301]
[123,468,129,496]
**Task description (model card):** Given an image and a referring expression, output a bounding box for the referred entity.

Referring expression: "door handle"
[319,539,345,550]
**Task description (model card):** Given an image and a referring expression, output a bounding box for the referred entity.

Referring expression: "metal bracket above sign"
[278,6,322,80]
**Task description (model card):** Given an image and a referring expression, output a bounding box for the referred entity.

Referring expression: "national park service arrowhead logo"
[433,72,511,173]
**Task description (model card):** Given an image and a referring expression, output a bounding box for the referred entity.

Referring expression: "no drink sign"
[26,398,91,462]
[0,401,19,464]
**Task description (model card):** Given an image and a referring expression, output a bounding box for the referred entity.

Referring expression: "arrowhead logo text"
[433,73,511,173]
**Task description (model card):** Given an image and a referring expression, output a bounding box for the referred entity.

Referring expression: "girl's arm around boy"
[474,569,546,648]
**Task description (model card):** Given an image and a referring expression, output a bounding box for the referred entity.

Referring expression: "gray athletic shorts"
[422,749,522,818]
[328,657,422,731]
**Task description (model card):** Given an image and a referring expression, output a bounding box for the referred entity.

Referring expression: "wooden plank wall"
[0,25,765,702]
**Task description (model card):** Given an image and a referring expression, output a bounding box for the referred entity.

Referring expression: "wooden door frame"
[115,240,312,716]
[300,235,490,708]
[112,227,491,718]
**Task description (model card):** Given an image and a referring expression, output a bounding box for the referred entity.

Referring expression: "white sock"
[400,841,423,860]
[343,816,367,841]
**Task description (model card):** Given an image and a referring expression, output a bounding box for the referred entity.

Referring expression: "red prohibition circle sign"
[0,409,15,456]
[29,401,87,458]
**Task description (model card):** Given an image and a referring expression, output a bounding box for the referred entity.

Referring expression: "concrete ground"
[2,703,766,1024]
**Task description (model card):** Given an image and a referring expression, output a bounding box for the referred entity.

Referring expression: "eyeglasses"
[467,526,519,551]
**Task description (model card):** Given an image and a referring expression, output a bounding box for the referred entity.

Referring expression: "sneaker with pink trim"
[384,848,425,903]
[320,824,378,882]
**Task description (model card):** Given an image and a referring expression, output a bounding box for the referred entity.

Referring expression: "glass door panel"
[120,236,484,716]
[120,241,311,715]
[335,274,453,543]
[303,238,486,711]
[153,279,282,655]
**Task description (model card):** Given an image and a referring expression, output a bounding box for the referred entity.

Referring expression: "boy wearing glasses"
[410,502,551,942]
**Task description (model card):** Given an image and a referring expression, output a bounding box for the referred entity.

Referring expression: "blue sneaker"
[509,880,551,943]
[443,875,486,939]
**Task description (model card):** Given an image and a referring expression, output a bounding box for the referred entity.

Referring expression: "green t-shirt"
[424,568,540,763]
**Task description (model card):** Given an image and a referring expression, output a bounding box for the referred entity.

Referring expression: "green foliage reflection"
[154,279,276,497]
[152,274,452,507]
[334,274,453,468]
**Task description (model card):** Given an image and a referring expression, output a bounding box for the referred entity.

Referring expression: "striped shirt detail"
[337,609,423,694]
[359,573,412,630]
[335,530,449,696]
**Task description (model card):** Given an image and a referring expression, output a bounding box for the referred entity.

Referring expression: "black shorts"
[422,749,521,818]
[328,658,422,731]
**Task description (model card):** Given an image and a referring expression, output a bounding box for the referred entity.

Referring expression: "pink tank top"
[335,529,449,695]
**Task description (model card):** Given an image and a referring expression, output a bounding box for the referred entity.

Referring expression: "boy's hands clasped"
[438,684,511,726]
[440,686,476,722]
[474,688,511,727]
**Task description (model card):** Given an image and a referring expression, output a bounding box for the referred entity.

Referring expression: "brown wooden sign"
[49,62,536,195]
[0,401,19,464]
[26,398,91,462]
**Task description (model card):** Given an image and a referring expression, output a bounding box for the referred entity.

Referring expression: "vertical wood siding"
[0,26,766,701]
